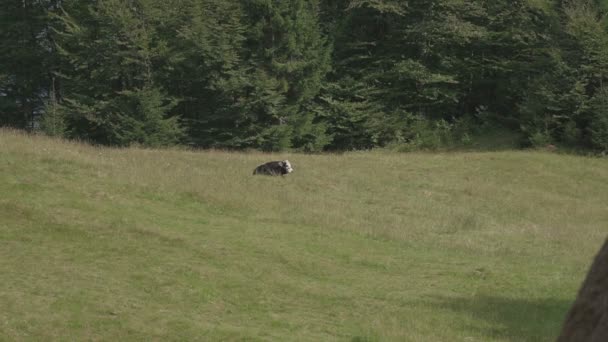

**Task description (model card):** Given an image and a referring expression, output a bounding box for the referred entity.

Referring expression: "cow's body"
[253,160,293,176]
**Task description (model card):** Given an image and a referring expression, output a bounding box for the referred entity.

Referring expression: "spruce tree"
[52,0,183,146]
[165,0,250,148]
[240,0,332,151]
[0,0,57,129]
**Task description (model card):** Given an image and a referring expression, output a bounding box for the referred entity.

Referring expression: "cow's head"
[281,160,293,174]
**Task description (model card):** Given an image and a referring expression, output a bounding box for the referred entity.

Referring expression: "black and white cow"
[253,160,293,176]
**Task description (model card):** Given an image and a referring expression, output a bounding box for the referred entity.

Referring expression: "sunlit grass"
[1,129,606,341]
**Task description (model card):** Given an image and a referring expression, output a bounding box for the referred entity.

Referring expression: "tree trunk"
[558,238,608,342]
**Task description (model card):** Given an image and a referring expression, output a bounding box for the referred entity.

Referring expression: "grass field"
[1,129,607,341]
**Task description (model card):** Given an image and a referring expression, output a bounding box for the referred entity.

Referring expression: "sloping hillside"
[1,129,607,341]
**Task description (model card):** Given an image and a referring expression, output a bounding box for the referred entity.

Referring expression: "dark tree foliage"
[0,0,58,129]
[237,0,332,151]
[162,0,250,148]
[2,0,608,152]
[50,0,183,146]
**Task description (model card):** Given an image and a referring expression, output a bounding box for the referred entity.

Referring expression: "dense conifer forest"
[2,0,608,151]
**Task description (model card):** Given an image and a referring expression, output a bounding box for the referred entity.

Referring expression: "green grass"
[1,129,606,341]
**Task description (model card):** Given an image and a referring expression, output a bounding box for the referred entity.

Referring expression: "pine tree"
[52,0,183,146]
[0,0,58,129]
[324,0,564,150]
[164,0,251,148]
[240,0,332,151]
[326,0,477,149]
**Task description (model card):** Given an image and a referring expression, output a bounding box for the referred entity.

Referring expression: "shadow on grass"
[429,294,572,341]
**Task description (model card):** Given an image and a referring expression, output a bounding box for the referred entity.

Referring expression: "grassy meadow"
[1,129,607,341]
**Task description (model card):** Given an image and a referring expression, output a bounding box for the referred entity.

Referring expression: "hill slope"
[1,129,607,341]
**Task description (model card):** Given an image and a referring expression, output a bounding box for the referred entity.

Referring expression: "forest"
[2,0,608,152]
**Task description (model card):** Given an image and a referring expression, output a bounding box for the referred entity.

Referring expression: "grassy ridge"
[1,129,607,341]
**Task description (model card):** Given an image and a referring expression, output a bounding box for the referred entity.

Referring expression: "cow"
[253,160,293,176]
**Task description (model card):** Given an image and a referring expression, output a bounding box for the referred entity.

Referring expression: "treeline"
[2,0,608,151]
